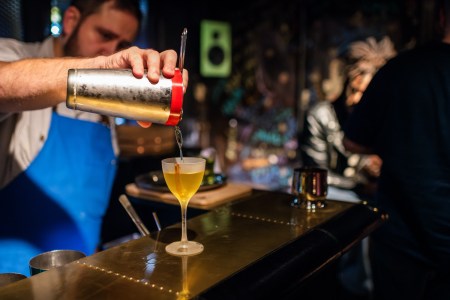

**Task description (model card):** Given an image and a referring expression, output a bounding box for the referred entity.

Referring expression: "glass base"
[291,198,326,211]
[165,241,204,256]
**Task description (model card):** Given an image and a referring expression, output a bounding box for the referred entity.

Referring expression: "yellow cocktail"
[164,171,204,205]
[162,157,205,256]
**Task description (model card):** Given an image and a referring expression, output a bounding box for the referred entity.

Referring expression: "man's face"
[346,72,373,107]
[64,2,139,57]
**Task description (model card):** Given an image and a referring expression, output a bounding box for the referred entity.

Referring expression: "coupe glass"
[162,157,205,256]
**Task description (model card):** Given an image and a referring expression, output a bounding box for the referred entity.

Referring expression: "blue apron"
[0,112,116,275]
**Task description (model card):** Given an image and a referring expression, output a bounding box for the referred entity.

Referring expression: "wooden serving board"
[125,182,253,209]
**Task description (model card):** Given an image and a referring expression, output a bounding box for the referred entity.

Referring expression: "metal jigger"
[291,167,328,211]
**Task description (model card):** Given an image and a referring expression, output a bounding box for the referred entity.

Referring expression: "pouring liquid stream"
[175,125,184,161]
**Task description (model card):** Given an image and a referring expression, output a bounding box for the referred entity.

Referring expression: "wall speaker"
[200,20,231,78]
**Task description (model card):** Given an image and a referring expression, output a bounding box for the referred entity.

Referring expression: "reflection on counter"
[0,190,386,299]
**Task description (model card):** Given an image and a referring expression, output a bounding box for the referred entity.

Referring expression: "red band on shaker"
[166,68,183,125]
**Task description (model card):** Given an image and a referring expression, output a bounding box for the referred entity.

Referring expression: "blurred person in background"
[300,35,396,299]
[343,0,450,298]
[0,0,186,275]
[301,36,396,202]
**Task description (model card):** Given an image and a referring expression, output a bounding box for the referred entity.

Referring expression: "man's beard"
[63,24,81,57]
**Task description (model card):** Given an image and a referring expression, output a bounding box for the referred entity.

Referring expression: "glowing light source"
[50,24,60,35]
[50,5,62,36]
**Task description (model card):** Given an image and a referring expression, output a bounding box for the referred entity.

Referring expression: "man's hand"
[362,155,382,178]
[101,47,188,87]
[136,121,152,128]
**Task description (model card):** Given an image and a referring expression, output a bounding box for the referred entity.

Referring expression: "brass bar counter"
[0,190,385,299]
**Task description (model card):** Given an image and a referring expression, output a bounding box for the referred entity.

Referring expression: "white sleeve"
[0,38,30,61]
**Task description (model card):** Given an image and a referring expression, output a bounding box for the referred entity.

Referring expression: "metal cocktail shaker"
[66,68,183,126]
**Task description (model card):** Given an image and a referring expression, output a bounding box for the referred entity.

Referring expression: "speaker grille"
[200,20,232,78]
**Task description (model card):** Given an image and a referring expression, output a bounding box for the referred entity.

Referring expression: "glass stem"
[180,202,189,243]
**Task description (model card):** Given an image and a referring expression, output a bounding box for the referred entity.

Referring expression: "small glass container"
[291,167,328,210]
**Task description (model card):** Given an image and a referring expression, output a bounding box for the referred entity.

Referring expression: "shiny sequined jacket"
[300,100,370,190]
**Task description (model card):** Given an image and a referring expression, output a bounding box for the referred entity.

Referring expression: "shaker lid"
[166,68,183,125]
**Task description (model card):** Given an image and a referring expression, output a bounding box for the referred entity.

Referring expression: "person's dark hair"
[442,0,450,31]
[443,0,450,18]
[70,0,142,26]
[434,0,450,39]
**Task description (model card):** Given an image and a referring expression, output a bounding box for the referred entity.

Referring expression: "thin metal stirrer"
[174,28,187,161]
[152,212,162,232]
[119,194,150,237]
[179,28,188,73]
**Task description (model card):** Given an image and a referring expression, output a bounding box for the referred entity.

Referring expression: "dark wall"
[22,0,50,42]
[143,0,437,150]
[0,0,50,42]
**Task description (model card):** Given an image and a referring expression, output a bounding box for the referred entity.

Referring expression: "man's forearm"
[0,57,101,112]
[0,47,184,113]
[343,137,374,154]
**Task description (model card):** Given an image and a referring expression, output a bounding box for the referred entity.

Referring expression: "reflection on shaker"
[291,167,328,210]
